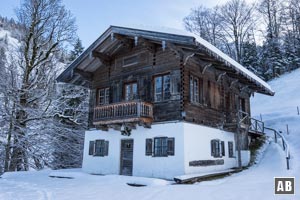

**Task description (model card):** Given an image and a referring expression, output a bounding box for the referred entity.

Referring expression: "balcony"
[93,100,153,127]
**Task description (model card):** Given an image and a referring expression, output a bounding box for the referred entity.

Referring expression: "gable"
[57,25,274,96]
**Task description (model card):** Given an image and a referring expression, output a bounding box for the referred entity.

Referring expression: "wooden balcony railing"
[93,100,153,125]
[249,118,265,135]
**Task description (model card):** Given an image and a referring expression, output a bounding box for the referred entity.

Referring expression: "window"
[190,75,203,103]
[154,74,171,102]
[228,141,234,158]
[89,140,109,156]
[211,139,225,158]
[146,137,175,157]
[123,55,138,67]
[154,137,168,157]
[239,98,246,112]
[125,82,138,101]
[98,88,109,105]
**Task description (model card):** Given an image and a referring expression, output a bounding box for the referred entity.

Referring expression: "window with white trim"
[125,82,138,101]
[154,74,171,102]
[190,75,203,103]
[98,88,109,105]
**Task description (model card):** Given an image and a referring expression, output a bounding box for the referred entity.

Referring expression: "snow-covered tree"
[4,0,77,171]
[47,83,89,169]
[241,35,261,77]
[184,6,223,47]
[69,38,84,62]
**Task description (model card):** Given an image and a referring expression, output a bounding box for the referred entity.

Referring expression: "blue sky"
[1,0,239,47]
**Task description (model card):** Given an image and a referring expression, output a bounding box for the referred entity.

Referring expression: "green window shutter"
[89,141,95,155]
[145,139,153,156]
[211,140,215,157]
[167,138,175,156]
[221,141,225,156]
[228,141,234,157]
[104,141,109,156]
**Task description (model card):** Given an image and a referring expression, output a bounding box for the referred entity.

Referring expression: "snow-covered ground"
[0,69,299,199]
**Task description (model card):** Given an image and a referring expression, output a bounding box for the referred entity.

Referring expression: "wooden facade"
[57,26,273,139]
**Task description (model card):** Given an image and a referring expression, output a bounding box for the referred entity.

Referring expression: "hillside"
[0,70,299,199]
[251,68,300,178]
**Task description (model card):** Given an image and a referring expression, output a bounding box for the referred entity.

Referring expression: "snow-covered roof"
[57,25,274,96]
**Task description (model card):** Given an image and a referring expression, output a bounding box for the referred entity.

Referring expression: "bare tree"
[6,0,76,171]
[219,0,256,63]
[184,6,222,47]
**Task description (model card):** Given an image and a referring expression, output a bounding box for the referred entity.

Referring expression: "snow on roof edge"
[193,35,274,95]
[113,25,274,95]
[58,25,274,95]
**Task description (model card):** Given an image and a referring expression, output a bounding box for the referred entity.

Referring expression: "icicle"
[134,36,138,46]
[162,40,166,51]
[111,33,114,41]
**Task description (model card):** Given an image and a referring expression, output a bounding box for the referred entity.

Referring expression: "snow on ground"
[0,70,299,200]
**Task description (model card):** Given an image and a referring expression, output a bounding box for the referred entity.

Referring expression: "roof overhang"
[57,25,274,96]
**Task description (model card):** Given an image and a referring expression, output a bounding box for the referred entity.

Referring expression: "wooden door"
[120,139,134,176]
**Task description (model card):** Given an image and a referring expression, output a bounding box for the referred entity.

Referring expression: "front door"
[120,139,134,176]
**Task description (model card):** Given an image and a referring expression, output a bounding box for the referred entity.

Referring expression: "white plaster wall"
[183,123,237,174]
[240,150,251,167]
[82,122,185,180]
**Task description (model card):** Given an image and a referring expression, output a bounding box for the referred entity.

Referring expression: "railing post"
[286,157,290,170]
[282,138,285,150]
[274,131,277,143]
[255,119,258,134]
[137,102,141,117]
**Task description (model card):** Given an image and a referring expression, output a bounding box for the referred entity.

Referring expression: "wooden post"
[297,106,299,115]
[286,157,290,170]
[274,131,277,143]
[286,124,289,135]
[235,96,242,169]
[260,113,262,121]
[282,138,285,150]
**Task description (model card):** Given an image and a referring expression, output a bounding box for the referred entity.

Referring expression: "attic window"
[123,55,138,67]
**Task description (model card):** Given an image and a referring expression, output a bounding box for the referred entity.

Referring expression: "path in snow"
[0,140,295,200]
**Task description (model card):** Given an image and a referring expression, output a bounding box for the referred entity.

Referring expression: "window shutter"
[228,141,234,157]
[145,139,153,156]
[211,140,215,157]
[221,141,225,156]
[89,141,95,155]
[167,138,175,156]
[104,141,109,156]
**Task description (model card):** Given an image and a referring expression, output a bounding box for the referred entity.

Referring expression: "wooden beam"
[92,51,111,65]
[201,64,212,74]
[166,42,184,59]
[73,68,93,81]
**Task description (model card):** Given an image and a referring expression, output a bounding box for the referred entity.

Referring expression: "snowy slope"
[0,70,299,199]
[251,68,300,182]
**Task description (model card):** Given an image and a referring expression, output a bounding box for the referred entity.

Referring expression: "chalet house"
[57,26,274,180]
